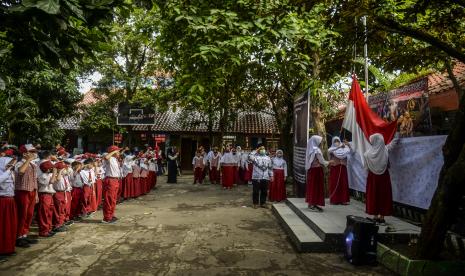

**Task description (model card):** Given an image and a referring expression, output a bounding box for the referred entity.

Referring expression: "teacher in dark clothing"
[167,147,179,183]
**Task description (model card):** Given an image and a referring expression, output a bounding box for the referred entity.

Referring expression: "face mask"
[277,154,283,158]
[334,142,341,147]
[259,150,266,155]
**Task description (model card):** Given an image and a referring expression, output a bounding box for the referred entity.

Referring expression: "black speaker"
[344,215,379,265]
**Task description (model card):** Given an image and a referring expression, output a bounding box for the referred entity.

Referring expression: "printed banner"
[293,91,310,197]
[347,135,446,209]
[368,78,432,137]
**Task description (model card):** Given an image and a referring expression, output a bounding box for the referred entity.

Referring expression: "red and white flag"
[342,77,397,164]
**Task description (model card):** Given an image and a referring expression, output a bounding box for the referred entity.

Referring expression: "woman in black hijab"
[167,146,179,183]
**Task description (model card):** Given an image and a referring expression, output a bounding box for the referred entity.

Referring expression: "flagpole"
[363,16,369,101]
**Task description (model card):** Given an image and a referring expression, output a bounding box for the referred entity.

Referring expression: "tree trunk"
[416,61,465,259]
[280,97,295,177]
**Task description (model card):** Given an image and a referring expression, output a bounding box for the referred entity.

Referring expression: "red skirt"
[243,163,253,182]
[133,177,140,197]
[123,174,133,199]
[140,177,148,194]
[366,170,393,216]
[329,165,350,204]
[148,171,156,189]
[305,167,325,206]
[0,197,17,254]
[95,179,103,207]
[269,169,286,202]
[222,166,235,188]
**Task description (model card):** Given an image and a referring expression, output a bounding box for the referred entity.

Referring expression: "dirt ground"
[0,175,393,276]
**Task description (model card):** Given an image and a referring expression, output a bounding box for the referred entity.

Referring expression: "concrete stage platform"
[272,198,421,253]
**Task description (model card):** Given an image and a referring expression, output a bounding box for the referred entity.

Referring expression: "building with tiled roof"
[131,110,278,135]
[60,89,280,169]
[60,90,279,134]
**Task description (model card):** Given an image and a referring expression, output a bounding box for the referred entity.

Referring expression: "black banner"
[117,102,155,125]
[293,91,310,197]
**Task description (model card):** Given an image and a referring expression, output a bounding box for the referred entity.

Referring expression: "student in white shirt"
[102,145,122,223]
[80,159,96,216]
[37,161,57,237]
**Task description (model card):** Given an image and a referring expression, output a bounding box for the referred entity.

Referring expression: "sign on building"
[117,102,155,125]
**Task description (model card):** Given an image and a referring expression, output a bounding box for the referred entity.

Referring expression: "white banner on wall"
[347,135,447,210]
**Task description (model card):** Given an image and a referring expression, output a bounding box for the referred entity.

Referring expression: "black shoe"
[65,220,74,226]
[315,206,323,212]
[74,216,83,222]
[40,232,56,238]
[24,237,38,244]
[53,226,67,232]
[16,238,30,248]
[366,217,376,222]
[110,217,118,223]
[0,252,16,257]
[308,205,318,212]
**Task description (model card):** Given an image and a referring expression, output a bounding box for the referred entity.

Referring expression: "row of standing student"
[305,134,396,224]
[0,144,158,260]
[191,145,288,203]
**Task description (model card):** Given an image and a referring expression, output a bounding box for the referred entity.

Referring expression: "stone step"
[285,198,421,248]
[271,203,328,253]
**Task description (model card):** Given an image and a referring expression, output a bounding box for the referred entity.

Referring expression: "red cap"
[19,144,37,154]
[39,161,54,173]
[54,161,67,170]
[4,149,14,156]
[107,145,121,153]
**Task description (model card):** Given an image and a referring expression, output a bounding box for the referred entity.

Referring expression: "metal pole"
[363,16,369,100]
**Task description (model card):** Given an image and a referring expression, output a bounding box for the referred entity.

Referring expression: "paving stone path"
[0,175,392,276]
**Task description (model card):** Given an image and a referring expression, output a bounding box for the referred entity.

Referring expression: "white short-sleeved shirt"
[105,157,121,178]
[80,169,96,186]
[38,172,55,193]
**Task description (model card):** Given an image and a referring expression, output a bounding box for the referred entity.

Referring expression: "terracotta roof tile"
[131,110,278,134]
[428,62,465,94]
[58,116,80,130]
[79,89,103,106]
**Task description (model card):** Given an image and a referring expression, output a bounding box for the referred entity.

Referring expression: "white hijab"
[305,135,323,170]
[364,133,389,175]
[328,136,350,159]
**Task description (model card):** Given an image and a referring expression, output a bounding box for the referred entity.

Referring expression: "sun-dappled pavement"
[0,175,392,276]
